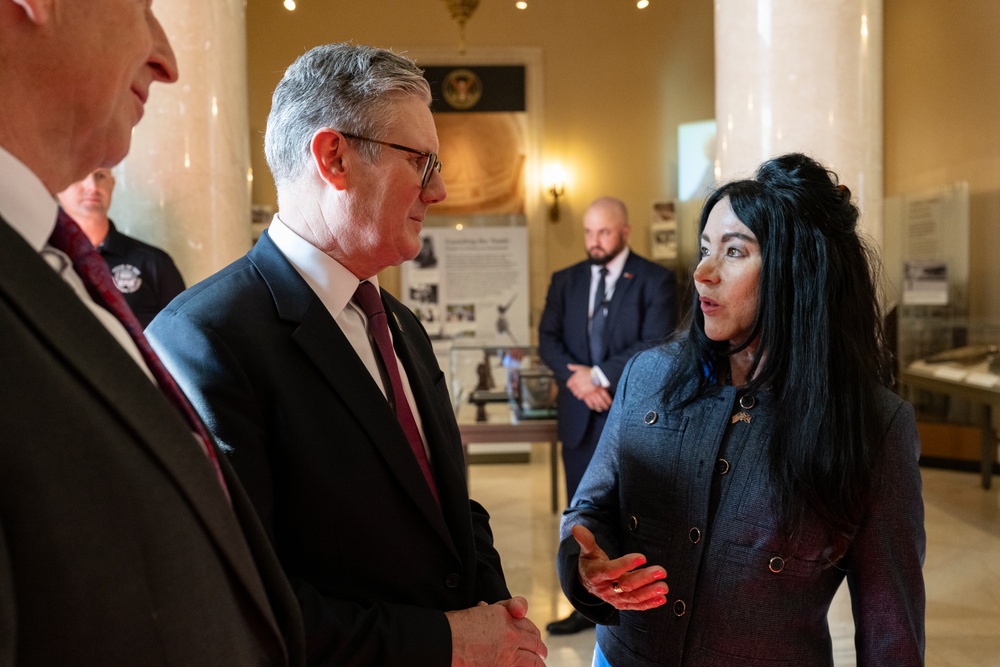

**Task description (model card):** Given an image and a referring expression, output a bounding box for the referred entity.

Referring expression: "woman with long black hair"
[557,153,925,666]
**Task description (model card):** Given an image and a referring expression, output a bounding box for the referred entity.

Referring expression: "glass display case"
[899,316,1000,388]
[447,343,562,509]
[897,315,1000,489]
[448,344,557,423]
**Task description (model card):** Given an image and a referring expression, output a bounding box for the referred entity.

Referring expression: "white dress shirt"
[0,147,152,381]
[267,215,431,457]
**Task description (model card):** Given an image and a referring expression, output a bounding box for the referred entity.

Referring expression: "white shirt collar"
[592,246,631,282]
[0,146,58,250]
[267,214,377,316]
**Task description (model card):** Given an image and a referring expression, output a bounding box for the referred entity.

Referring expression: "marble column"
[714,0,883,243]
[109,1,252,285]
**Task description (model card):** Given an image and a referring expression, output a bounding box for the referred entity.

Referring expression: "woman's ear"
[309,128,348,190]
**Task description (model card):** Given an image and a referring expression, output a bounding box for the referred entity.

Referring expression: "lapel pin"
[731,411,752,425]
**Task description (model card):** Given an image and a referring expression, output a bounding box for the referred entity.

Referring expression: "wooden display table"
[457,404,561,512]
[900,360,999,489]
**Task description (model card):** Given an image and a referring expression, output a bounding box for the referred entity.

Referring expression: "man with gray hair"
[148,43,547,666]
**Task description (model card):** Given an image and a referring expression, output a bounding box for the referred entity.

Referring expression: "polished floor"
[468,447,1000,666]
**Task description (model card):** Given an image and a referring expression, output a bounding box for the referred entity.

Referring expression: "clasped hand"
[446,596,547,667]
[566,364,612,412]
[572,524,668,611]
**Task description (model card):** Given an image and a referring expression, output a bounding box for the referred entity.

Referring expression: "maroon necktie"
[48,209,230,501]
[353,281,440,505]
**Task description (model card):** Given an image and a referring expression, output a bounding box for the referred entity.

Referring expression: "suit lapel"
[571,263,593,319]
[605,253,639,327]
[0,218,284,641]
[569,263,593,355]
[249,234,456,551]
[383,298,465,554]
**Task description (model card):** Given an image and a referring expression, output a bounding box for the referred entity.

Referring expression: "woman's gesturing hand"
[571,524,668,611]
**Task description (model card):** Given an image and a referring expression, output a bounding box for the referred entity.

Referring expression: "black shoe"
[546,610,596,635]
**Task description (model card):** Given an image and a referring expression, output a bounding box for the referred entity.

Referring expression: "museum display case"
[447,343,561,509]
[447,344,557,422]
[897,315,1000,488]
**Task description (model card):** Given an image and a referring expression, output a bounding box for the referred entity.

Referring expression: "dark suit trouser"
[563,412,607,503]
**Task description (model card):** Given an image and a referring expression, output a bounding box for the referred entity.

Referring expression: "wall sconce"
[544,163,567,222]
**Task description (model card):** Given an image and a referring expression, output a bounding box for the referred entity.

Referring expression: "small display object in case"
[507,364,557,420]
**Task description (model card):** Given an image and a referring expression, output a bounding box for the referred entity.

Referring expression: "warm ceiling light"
[637,0,649,8]
[515,1,527,8]
[283,0,296,10]
[443,0,481,53]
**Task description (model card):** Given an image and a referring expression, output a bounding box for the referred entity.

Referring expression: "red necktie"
[353,281,440,505]
[48,209,230,501]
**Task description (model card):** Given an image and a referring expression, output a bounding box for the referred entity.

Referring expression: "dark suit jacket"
[146,231,511,666]
[538,251,677,449]
[0,217,304,666]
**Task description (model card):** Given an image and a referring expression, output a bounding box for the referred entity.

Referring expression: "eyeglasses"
[340,132,442,190]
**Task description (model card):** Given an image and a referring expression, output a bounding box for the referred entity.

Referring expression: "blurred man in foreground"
[0,1,304,663]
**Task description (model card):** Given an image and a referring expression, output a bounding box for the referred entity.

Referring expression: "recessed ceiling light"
[283,0,296,10]
[637,0,650,8]
[515,1,527,8]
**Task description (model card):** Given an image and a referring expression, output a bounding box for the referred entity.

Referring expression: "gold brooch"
[731,411,752,425]
[730,394,755,424]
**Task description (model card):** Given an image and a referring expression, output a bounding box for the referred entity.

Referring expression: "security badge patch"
[110,263,142,294]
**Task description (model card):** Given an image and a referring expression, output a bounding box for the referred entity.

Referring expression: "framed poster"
[402,226,529,346]
[650,200,678,261]
[422,65,528,217]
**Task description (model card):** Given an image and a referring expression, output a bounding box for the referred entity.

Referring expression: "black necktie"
[590,267,608,366]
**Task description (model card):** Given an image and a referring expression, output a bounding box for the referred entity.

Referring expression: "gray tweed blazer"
[558,344,925,666]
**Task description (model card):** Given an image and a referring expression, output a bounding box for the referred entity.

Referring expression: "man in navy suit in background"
[538,196,677,635]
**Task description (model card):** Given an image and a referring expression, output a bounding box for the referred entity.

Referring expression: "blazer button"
[688,527,701,544]
[673,599,686,617]
[444,573,462,588]
[644,411,658,425]
[768,556,785,573]
[628,515,639,532]
[715,458,730,475]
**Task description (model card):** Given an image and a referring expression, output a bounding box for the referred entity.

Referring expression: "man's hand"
[566,364,613,412]
[447,596,547,666]
[572,524,668,611]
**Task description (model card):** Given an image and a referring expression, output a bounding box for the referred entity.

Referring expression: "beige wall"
[247,1,1000,326]
[246,0,715,334]
[884,0,1000,320]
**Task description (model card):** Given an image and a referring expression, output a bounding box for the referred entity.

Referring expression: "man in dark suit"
[0,1,304,665]
[538,196,677,635]
[147,43,546,666]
